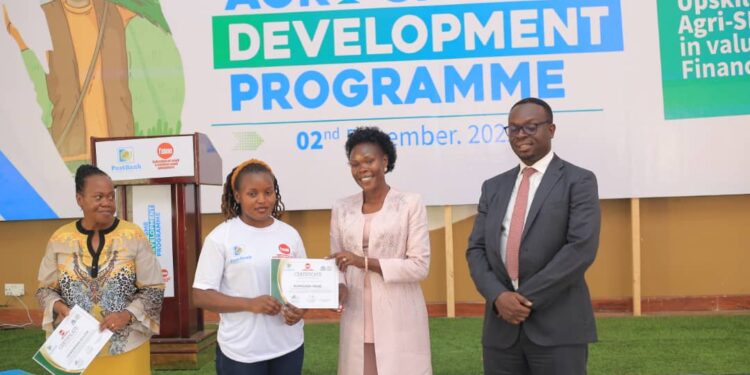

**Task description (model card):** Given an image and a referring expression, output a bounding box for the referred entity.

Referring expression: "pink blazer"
[330,188,432,375]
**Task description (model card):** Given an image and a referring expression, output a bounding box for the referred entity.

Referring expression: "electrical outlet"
[4,283,24,297]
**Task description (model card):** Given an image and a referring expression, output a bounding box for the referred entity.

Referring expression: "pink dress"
[330,189,433,375]
[363,212,376,344]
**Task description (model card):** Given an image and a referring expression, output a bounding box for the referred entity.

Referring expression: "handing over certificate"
[271,258,339,309]
[33,305,113,375]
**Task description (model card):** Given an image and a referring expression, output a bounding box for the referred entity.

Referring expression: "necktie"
[506,167,537,284]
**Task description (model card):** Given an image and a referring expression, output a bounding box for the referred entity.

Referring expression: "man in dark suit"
[466,97,601,374]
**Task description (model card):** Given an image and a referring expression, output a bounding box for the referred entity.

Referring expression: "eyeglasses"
[503,122,550,136]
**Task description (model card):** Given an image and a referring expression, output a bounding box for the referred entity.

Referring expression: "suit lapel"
[493,167,519,236]
[491,167,518,278]
[522,156,564,241]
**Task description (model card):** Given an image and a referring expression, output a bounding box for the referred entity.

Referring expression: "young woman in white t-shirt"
[193,159,307,375]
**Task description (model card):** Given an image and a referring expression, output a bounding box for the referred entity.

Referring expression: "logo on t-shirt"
[230,245,253,264]
[274,243,293,258]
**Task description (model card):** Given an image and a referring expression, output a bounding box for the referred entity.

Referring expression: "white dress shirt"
[500,150,554,290]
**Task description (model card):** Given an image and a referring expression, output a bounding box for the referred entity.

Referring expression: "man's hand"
[494,292,533,325]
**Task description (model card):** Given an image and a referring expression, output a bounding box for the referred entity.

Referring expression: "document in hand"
[33,305,113,375]
[271,258,339,309]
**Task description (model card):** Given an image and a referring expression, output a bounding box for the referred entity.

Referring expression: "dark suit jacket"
[466,154,601,349]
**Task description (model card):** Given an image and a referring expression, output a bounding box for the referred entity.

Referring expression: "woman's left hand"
[330,251,364,272]
[100,310,132,332]
[281,304,306,326]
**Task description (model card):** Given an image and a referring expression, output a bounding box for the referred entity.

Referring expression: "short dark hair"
[345,127,397,173]
[75,164,108,194]
[510,97,554,123]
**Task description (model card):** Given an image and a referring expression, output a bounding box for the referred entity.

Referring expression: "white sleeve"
[193,236,225,291]
[294,232,307,259]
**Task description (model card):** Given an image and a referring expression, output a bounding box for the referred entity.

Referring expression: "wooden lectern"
[92,133,221,369]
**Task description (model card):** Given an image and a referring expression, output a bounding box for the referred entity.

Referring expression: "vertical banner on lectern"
[131,185,175,298]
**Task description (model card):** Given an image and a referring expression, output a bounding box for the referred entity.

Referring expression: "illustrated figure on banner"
[3,0,184,172]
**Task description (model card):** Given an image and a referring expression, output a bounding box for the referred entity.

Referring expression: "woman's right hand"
[329,251,364,272]
[248,295,282,315]
[53,300,71,319]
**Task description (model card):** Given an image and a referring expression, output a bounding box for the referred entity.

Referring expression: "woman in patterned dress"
[36,164,164,374]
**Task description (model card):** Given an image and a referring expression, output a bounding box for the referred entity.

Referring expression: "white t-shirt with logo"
[193,217,306,363]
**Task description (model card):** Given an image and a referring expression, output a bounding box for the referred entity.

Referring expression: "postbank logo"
[112,146,142,172]
[118,147,134,163]
[230,245,253,264]
[234,245,244,255]
[278,243,291,255]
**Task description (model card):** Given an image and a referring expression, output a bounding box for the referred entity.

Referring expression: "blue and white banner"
[131,185,175,298]
[1,0,749,220]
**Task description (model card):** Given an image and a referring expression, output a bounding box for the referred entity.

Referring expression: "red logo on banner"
[157,143,174,159]
[305,263,312,270]
[278,244,291,254]
[161,268,171,283]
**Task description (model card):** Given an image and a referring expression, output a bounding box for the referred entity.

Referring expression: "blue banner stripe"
[0,150,58,220]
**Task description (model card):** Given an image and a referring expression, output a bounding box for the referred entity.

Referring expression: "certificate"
[33,305,113,375]
[271,258,339,309]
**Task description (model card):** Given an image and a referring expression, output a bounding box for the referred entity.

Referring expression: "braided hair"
[220,160,285,221]
[75,164,108,194]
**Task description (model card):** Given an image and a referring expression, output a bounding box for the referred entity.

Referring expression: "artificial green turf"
[1,315,748,374]
[589,315,750,375]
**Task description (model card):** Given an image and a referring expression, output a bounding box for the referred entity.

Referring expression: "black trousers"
[483,330,588,375]
[216,344,304,375]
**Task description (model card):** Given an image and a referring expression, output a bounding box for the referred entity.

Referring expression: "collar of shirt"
[518,150,554,177]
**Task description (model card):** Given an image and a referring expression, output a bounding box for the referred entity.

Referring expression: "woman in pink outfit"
[330,127,433,375]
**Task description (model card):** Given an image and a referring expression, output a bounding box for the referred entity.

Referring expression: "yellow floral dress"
[36,218,164,372]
